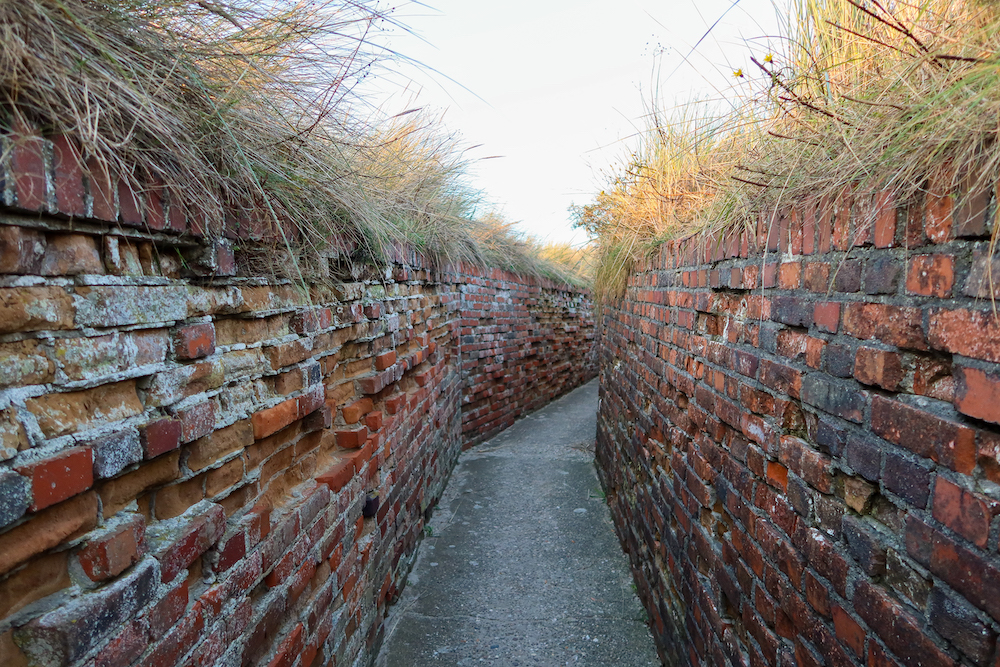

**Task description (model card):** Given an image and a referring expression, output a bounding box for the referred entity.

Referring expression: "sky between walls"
[367,0,783,246]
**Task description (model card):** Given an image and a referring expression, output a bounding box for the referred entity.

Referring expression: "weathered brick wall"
[0,132,595,667]
[596,190,1000,667]
[457,266,596,446]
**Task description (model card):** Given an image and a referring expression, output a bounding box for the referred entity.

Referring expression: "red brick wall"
[456,266,596,447]
[595,190,1000,667]
[0,132,594,667]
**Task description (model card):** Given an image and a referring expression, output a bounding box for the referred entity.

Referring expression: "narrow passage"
[377,380,660,666]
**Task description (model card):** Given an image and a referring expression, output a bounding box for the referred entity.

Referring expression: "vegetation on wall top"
[578,0,1000,297]
[0,0,590,285]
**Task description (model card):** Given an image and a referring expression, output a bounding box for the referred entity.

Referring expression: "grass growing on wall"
[580,0,1000,298]
[0,0,589,285]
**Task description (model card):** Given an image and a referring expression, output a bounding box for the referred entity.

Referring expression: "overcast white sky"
[368,0,784,246]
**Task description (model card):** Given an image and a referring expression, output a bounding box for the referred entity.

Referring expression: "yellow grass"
[582,0,1000,297]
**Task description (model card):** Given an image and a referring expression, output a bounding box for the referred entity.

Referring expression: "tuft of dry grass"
[0,0,588,285]
[582,0,1000,298]
[573,101,764,296]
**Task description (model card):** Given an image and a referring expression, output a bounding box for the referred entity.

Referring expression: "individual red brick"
[87,159,117,221]
[296,385,324,418]
[789,210,805,254]
[766,461,788,491]
[853,347,904,391]
[954,366,1000,425]
[795,640,825,667]
[843,303,927,350]
[905,199,928,247]
[347,440,375,473]
[289,308,328,334]
[884,451,932,508]
[12,135,48,212]
[173,323,215,361]
[779,261,802,289]
[154,502,225,583]
[264,338,312,370]
[39,233,103,276]
[365,411,383,432]
[335,425,368,450]
[961,249,1000,299]
[759,360,802,398]
[77,514,145,582]
[317,461,354,493]
[145,184,166,231]
[777,329,809,361]
[813,302,840,334]
[118,179,143,226]
[0,225,46,274]
[925,188,953,243]
[385,394,407,415]
[929,308,1000,363]
[932,477,997,548]
[148,579,189,636]
[871,395,976,473]
[906,254,954,298]
[805,337,826,369]
[933,590,997,666]
[215,530,246,573]
[358,369,390,395]
[375,350,397,371]
[832,604,865,658]
[803,262,830,292]
[873,192,896,248]
[249,499,272,542]
[342,398,373,425]
[954,177,991,237]
[287,559,315,604]
[804,571,831,617]
[216,241,236,276]
[251,397,298,440]
[166,190,187,233]
[912,356,955,402]
[140,418,183,459]
[779,436,833,494]
[51,136,86,217]
[174,401,215,443]
[832,190,854,250]
[17,447,94,512]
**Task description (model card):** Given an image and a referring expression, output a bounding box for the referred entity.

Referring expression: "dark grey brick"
[0,469,29,528]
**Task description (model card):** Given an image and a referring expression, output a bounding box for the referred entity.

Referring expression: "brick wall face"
[0,132,595,667]
[595,191,1000,667]
[457,267,597,446]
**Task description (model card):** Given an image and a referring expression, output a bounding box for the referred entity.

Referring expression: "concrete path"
[377,380,661,666]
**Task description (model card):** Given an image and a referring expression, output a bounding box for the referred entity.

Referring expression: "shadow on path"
[377,380,660,666]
